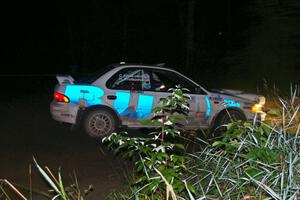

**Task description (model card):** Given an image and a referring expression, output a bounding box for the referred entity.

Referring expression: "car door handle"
[107,95,117,100]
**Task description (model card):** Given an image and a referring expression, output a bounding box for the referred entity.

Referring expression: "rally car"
[50,63,266,138]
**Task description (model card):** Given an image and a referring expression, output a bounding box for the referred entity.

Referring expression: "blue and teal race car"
[50,63,266,138]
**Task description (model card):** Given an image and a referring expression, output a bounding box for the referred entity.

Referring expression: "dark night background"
[2,0,300,91]
[1,1,300,198]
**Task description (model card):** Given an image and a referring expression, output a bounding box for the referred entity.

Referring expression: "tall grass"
[105,86,300,199]
[184,88,300,199]
[3,86,300,199]
[0,157,92,200]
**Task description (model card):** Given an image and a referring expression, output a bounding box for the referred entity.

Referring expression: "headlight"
[252,104,263,112]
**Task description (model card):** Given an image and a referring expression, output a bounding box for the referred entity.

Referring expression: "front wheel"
[211,109,246,138]
[83,109,117,138]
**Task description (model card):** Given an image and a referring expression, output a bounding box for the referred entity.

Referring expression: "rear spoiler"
[56,75,74,85]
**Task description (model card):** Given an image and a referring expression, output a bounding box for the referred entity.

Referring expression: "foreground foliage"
[185,88,300,199]
[0,157,92,200]
[106,87,300,199]
[187,121,300,199]
[103,86,193,199]
[3,86,300,199]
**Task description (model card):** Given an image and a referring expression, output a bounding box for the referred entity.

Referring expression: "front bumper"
[50,101,80,124]
[258,111,267,121]
[248,111,266,123]
[244,108,267,123]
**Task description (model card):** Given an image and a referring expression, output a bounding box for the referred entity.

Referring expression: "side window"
[106,68,151,91]
[151,70,200,94]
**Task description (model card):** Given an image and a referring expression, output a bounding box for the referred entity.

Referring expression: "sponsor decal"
[223,99,241,107]
[114,92,131,114]
[114,92,154,119]
[205,97,211,119]
[136,94,154,119]
[65,85,104,106]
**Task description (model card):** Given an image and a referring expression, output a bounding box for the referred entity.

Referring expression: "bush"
[102,86,193,199]
[185,88,300,199]
[104,86,300,199]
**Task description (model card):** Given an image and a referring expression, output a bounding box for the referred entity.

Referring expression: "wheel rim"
[88,112,113,137]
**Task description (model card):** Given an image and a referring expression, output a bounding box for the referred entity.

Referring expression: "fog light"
[252,104,263,112]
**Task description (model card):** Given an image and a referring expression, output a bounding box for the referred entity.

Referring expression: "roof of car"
[75,63,171,84]
[111,63,170,69]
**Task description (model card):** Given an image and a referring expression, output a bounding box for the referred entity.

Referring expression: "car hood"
[209,89,266,105]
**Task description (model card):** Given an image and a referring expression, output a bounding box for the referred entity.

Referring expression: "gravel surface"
[0,77,132,199]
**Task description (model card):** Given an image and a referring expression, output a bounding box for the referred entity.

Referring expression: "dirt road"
[0,77,130,199]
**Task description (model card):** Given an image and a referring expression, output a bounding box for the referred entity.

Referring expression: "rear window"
[106,68,151,91]
[74,65,116,84]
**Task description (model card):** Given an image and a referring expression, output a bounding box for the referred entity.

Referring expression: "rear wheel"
[83,109,118,138]
[211,109,246,138]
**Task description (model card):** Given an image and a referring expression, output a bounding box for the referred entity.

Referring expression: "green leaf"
[137,162,144,172]
[140,119,153,126]
[187,184,196,194]
[267,108,281,116]
[245,147,279,163]
[212,141,223,147]
[33,157,60,194]
[157,152,169,160]
[245,168,262,179]
[134,176,147,184]
[158,165,165,171]
[58,171,67,200]
[126,151,133,158]
[175,143,185,150]
[152,107,163,113]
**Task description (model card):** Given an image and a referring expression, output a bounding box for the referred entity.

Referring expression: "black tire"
[211,109,246,138]
[83,109,118,138]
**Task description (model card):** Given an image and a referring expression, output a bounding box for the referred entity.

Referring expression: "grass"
[181,87,300,199]
[264,85,300,135]
[104,86,300,199]
[2,85,300,199]
[0,157,93,200]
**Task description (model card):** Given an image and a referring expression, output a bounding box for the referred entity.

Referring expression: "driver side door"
[144,68,209,129]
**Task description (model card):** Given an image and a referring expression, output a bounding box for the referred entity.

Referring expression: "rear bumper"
[50,101,80,124]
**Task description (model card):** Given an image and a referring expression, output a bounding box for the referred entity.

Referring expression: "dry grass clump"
[263,84,300,134]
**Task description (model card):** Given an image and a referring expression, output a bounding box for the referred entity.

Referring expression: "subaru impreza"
[50,63,266,138]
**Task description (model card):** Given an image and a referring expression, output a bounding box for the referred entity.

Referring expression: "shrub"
[185,89,300,199]
[102,86,193,199]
